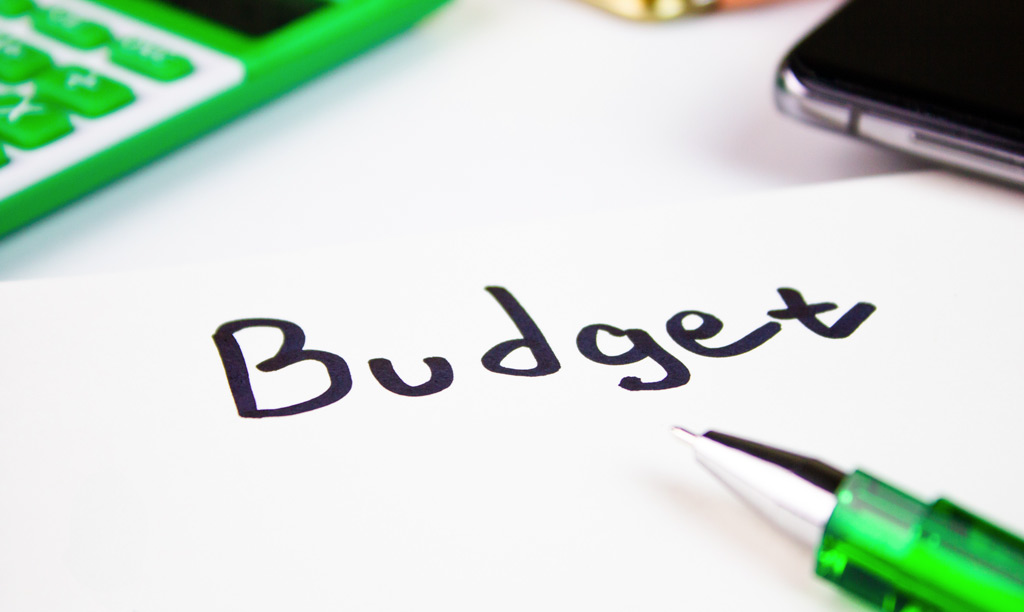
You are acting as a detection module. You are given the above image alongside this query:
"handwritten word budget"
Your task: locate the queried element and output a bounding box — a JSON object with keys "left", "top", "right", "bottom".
{"left": 213, "top": 285, "right": 875, "bottom": 418}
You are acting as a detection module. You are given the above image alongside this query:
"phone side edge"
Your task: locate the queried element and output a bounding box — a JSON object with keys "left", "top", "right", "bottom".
{"left": 774, "top": 60, "right": 1024, "bottom": 188}
{"left": 774, "top": 61, "right": 853, "bottom": 135}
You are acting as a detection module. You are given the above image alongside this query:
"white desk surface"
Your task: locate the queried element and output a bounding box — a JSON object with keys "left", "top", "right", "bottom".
{"left": 2, "top": 5, "right": 1023, "bottom": 609}
{"left": 0, "top": 0, "right": 926, "bottom": 281}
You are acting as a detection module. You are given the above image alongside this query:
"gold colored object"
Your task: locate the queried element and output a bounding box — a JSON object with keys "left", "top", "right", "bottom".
{"left": 581, "top": 0, "right": 720, "bottom": 20}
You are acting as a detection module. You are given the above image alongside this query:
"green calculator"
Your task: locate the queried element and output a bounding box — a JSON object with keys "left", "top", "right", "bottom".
{"left": 0, "top": 0, "right": 448, "bottom": 237}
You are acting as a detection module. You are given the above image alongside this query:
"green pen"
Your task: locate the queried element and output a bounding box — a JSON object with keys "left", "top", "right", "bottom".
{"left": 671, "top": 427, "right": 1024, "bottom": 612}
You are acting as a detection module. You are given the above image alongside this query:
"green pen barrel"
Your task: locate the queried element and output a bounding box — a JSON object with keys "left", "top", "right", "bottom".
{"left": 815, "top": 471, "right": 1024, "bottom": 612}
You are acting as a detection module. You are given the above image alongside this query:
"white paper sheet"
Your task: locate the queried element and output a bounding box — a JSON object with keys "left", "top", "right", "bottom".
{"left": 1, "top": 171, "right": 1022, "bottom": 611}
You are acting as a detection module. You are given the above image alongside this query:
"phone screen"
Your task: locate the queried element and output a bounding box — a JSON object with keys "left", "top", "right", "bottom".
{"left": 787, "top": 0, "right": 1024, "bottom": 145}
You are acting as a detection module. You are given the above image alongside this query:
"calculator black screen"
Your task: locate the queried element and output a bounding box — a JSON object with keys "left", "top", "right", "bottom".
{"left": 162, "top": 0, "right": 328, "bottom": 37}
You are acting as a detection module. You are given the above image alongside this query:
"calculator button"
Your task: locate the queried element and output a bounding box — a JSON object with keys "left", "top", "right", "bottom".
{"left": 0, "top": 93, "right": 72, "bottom": 148}
{"left": 110, "top": 37, "right": 192, "bottom": 81}
{"left": 0, "top": 34, "right": 51, "bottom": 83}
{"left": 0, "top": 0, "right": 34, "bottom": 17}
{"left": 35, "top": 66, "right": 133, "bottom": 117}
{"left": 32, "top": 7, "right": 111, "bottom": 49}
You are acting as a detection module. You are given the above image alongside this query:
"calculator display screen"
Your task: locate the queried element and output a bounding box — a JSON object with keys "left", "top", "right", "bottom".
{"left": 161, "top": 0, "right": 329, "bottom": 37}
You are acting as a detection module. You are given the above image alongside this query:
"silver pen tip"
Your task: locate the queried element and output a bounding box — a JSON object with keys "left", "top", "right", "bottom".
{"left": 670, "top": 426, "right": 701, "bottom": 445}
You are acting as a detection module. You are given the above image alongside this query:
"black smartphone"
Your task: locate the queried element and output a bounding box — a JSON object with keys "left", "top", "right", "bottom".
{"left": 776, "top": 0, "right": 1024, "bottom": 186}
